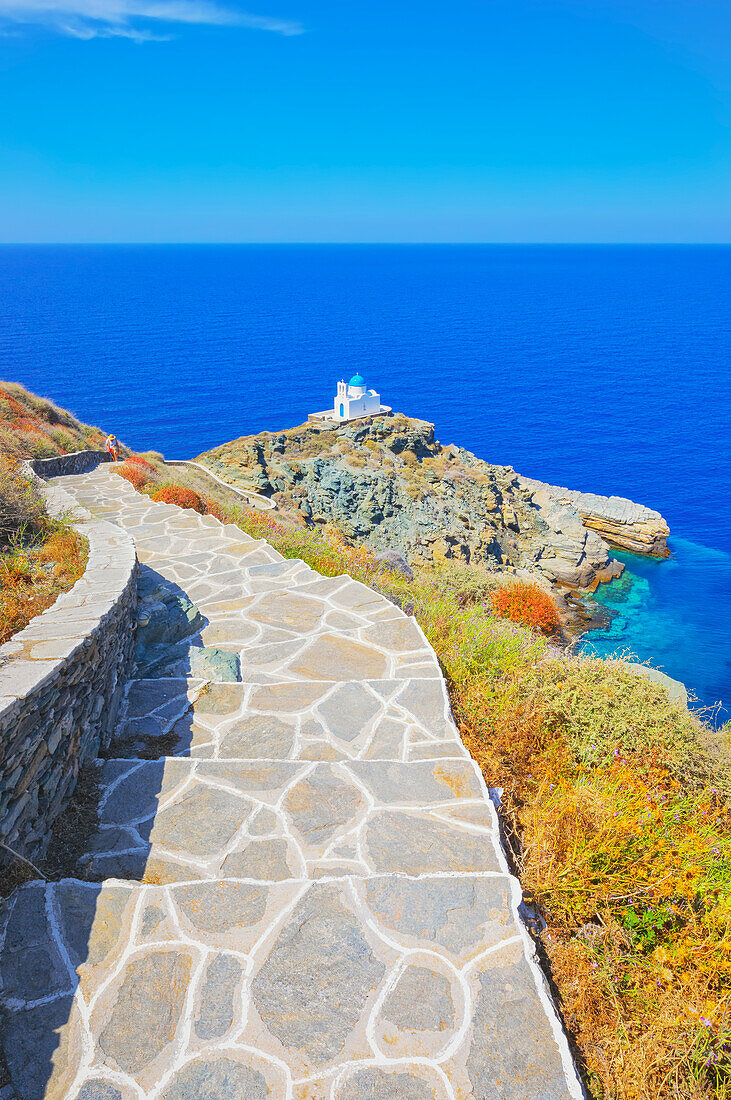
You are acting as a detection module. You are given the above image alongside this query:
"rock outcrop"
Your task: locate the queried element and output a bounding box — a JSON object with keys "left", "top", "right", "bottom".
{"left": 198, "top": 414, "right": 669, "bottom": 591}
{"left": 519, "top": 479, "right": 670, "bottom": 558}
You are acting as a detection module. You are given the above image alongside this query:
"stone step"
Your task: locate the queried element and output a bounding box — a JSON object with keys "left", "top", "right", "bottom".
{"left": 112, "top": 676, "right": 468, "bottom": 761}
{"left": 138, "top": 574, "right": 434, "bottom": 670}
{"left": 127, "top": 625, "right": 438, "bottom": 692}
{"left": 1, "top": 874, "right": 576, "bottom": 1100}
{"left": 79, "top": 757, "right": 501, "bottom": 883}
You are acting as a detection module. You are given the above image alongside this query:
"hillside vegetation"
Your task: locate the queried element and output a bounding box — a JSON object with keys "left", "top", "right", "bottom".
{"left": 115, "top": 450, "right": 731, "bottom": 1100}
{"left": 0, "top": 455, "right": 87, "bottom": 643}
{"left": 0, "top": 382, "right": 102, "bottom": 640}
{"left": 0, "top": 381, "right": 112, "bottom": 459}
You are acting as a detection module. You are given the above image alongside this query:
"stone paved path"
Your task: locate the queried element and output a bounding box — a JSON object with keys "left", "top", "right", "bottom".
{"left": 0, "top": 465, "right": 583, "bottom": 1100}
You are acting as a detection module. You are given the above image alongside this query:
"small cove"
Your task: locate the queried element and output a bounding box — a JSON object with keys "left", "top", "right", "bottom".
{"left": 580, "top": 538, "right": 731, "bottom": 722}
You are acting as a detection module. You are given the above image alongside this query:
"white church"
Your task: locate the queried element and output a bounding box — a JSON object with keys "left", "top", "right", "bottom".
{"left": 309, "top": 374, "right": 391, "bottom": 424}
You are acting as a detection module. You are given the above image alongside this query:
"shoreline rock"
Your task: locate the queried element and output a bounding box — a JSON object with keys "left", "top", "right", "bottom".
{"left": 520, "top": 478, "right": 670, "bottom": 558}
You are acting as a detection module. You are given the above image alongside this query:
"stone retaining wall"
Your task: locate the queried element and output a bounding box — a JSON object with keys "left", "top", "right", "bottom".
{"left": 0, "top": 473, "right": 137, "bottom": 864}
{"left": 30, "top": 449, "right": 110, "bottom": 480}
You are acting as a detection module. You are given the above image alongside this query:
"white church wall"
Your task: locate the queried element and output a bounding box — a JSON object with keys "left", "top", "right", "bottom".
{"left": 311, "top": 376, "right": 390, "bottom": 424}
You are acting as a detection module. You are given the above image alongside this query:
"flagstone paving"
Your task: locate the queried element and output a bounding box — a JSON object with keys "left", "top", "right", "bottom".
{"left": 0, "top": 465, "right": 583, "bottom": 1100}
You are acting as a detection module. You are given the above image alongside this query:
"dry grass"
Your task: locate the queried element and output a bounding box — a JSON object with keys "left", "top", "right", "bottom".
{"left": 0, "top": 525, "right": 87, "bottom": 644}
{"left": 0, "top": 380, "right": 114, "bottom": 459}
{"left": 42, "top": 766, "right": 103, "bottom": 881}
{"left": 0, "top": 454, "right": 49, "bottom": 546}
{"left": 459, "top": 664, "right": 731, "bottom": 1100}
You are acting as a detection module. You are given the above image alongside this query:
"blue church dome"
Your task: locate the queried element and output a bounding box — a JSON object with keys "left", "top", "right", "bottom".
{"left": 349, "top": 373, "right": 366, "bottom": 387}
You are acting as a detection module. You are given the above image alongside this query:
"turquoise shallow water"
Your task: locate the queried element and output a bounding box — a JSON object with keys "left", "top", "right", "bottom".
{"left": 0, "top": 244, "right": 728, "bottom": 716}
{"left": 580, "top": 538, "right": 731, "bottom": 722}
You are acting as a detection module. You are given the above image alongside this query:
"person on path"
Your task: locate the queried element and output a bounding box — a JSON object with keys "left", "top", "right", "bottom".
{"left": 105, "top": 434, "right": 119, "bottom": 462}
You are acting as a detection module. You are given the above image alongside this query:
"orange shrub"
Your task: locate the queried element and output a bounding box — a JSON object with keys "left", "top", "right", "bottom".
{"left": 490, "top": 581, "right": 560, "bottom": 635}
{"left": 14, "top": 417, "right": 46, "bottom": 436}
{"left": 0, "top": 388, "right": 30, "bottom": 419}
{"left": 203, "top": 497, "right": 225, "bottom": 521}
{"left": 126, "top": 454, "right": 157, "bottom": 472}
{"left": 152, "top": 486, "right": 206, "bottom": 513}
{"left": 116, "top": 463, "right": 147, "bottom": 491}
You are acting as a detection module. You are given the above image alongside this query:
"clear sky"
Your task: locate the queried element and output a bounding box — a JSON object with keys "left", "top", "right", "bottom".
{"left": 0, "top": 0, "right": 729, "bottom": 241}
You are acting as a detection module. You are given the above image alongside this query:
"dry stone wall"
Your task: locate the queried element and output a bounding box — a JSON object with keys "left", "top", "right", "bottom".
{"left": 0, "top": 465, "right": 137, "bottom": 864}
{"left": 30, "top": 449, "right": 110, "bottom": 480}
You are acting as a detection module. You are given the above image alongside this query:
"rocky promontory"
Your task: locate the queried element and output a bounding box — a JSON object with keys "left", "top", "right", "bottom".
{"left": 520, "top": 478, "right": 670, "bottom": 557}
{"left": 198, "top": 414, "right": 669, "bottom": 591}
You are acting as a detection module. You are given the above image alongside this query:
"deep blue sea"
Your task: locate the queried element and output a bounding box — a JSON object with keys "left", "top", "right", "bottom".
{"left": 0, "top": 245, "right": 728, "bottom": 719}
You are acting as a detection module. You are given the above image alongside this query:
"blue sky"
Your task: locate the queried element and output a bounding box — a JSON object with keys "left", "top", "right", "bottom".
{"left": 0, "top": 0, "right": 729, "bottom": 241}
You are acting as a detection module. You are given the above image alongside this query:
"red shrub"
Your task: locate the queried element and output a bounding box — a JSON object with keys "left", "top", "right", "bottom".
{"left": 490, "top": 581, "right": 560, "bottom": 635}
{"left": 126, "top": 454, "right": 157, "bottom": 472}
{"left": 116, "top": 463, "right": 147, "bottom": 490}
{"left": 152, "top": 486, "right": 206, "bottom": 513}
{"left": 14, "top": 418, "right": 46, "bottom": 435}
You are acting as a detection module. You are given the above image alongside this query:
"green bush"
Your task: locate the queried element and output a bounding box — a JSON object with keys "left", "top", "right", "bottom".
{"left": 50, "top": 428, "right": 77, "bottom": 452}
{"left": 30, "top": 437, "right": 60, "bottom": 459}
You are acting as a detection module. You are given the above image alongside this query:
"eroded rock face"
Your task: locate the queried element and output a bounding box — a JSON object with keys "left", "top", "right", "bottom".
{"left": 198, "top": 414, "right": 668, "bottom": 590}
{"left": 521, "top": 478, "right": 670, "bottom": 559}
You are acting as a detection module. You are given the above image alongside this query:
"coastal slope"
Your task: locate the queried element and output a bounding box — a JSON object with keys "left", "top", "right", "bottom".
{"left": 198, "top": 413, "right": 669, "bottom": 590}
{"left": 0, "top": 380, "right": 111, "bottom": 459}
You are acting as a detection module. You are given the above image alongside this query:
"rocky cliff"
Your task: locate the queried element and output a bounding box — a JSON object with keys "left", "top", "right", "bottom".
{"left": 198, "top": 414, "right": 669, "bottom": 591}
{"left": 520, "top": 478, "right": 670, "bottom": 557}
